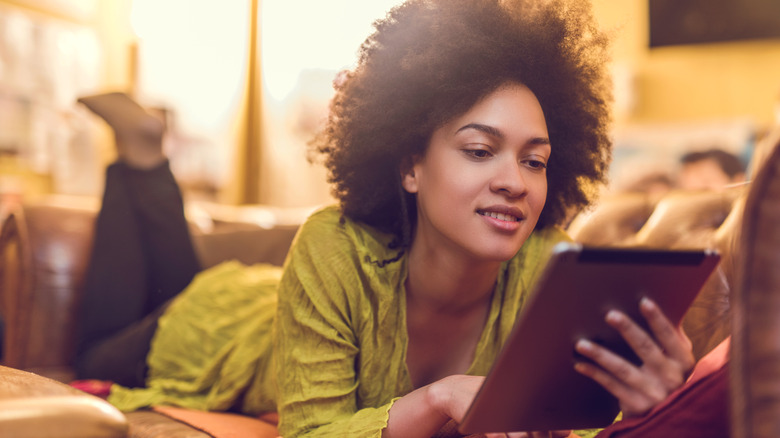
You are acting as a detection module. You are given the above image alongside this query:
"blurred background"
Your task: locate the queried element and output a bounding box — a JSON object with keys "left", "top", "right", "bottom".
{"left": 0, "top": 0, "right": 779, "bottom": 216}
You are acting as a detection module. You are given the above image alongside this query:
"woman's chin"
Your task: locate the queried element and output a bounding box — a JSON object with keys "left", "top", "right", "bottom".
{"left": 471, "top": 246, "right": 523, "bottom": 263}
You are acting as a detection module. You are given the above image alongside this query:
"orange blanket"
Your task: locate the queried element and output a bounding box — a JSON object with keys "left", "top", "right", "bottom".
{"left": 153, "top": 406, "right": 279, "bottom": 438}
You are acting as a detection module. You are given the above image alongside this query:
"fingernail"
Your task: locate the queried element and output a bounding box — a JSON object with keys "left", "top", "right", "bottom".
{"left": 576, "top": 338, "right": 593, "bottom": 352}
{"left": 605, "top": 309, "right": 623, "bottom": 323}
{"left": 640, "top": 297, "right": 656, "bottom": 311}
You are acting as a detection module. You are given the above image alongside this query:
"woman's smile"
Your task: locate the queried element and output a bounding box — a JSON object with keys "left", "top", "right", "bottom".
{"left": 476, "top": 206, "right": 525, "bottom": 232}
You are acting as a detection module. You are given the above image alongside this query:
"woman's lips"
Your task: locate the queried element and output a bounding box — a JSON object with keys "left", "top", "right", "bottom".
{"left": 478, "top": 210, "right": 520, "bottom": 222}
{"left": 476, "top": 207, "right": 525, "bottom": 231}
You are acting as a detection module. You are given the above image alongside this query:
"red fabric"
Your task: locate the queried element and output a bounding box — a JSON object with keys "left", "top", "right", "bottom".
{"left": 595, "top": 338, "right": 731, "bottom": 438}
{"left": 69, "top": 379, "right": 113, "bottom": 399}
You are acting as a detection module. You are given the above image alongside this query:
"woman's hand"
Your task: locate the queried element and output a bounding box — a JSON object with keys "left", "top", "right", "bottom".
{"left": 385, "top": 374, "right": 484, "bottom": 438}
{"left": 484, "top": 430, "right": 574, "bottom": 438}
{"left": 426, "top": 374, "right": 485, "bottom": 424}
{"left": 573, "top": 297, "right": 695, "bottom": 418}
{"left": 423, "top": 375, "right": 572, "bottom": 438}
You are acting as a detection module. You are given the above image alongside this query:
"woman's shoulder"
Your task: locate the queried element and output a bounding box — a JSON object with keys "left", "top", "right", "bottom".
{"left": 291, "top": 204, "right": 401, "bottom": 266}
{"left": 279, "top": 205, "right": 406, "bottom": 316}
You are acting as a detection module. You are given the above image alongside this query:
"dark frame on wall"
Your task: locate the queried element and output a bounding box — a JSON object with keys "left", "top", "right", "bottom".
{"left": 649, "top": 0, "right": 780, "bottom": 48}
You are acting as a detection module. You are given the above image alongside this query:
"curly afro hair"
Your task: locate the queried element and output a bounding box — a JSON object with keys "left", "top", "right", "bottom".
{"left": 311, "top": 0, "right": 613, "bottom": 246}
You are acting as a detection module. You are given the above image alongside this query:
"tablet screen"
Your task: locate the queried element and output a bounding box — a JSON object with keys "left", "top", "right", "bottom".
{"left": 458, "top": 242, "right": 721, "bottom": 434}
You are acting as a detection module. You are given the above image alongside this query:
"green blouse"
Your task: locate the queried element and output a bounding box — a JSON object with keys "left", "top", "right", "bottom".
{"left": 274, "top": 206, "right": 569, "bottom": 437}
{"left": 109, "top": 205, "right": 582, "bottom": 437}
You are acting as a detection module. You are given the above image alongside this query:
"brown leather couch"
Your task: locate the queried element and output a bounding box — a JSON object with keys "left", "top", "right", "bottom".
{"left": 0, "top": 197, "right": 301, "bottom": 437}
{"left": 1, "top": 127, "right": 778, "bottom": 437}
{"left": 0, "top": 197, "right": 301, "bottom": 382}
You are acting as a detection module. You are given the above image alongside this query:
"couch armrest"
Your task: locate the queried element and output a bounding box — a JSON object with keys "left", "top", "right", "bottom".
{"left": 0, "top": 365, "right": 128, "bottom": 438}
{"left": 0, "top": 204, "right": 96, "bottom": 380}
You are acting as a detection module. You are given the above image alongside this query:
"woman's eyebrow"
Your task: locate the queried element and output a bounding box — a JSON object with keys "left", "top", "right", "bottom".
{"left": 529, "top": 136, "right": 551, "bottom": 146}
{"left": 456, "top": 123, "right": 550, "bottom": 146}
{"left": 456, "top": 123, "right": 503, "bottom": 139}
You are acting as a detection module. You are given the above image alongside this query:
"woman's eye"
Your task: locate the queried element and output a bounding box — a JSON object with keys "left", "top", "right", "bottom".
{"left": 524, "top": 159, "right": 548, "bottom": 170}
{"left": 464, "top": 149, "right": 492, "bottom": 159}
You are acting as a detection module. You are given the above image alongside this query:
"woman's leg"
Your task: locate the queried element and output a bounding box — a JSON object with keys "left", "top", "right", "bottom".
{"left": 74, "top": 93, "right": 201, "bottom": 387}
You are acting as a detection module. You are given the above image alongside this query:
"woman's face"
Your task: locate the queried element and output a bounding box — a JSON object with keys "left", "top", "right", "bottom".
{"left": 402, "top": 82, "right": 550, "bottom": 262}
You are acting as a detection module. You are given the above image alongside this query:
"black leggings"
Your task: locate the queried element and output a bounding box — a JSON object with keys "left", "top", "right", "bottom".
{"left": 74, "top": 161, "right": 201, "bottom": 387}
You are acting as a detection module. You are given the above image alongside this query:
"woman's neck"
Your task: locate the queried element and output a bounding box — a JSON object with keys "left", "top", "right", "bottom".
{"left": 405, "top": 238, "right": 502, "bottom": 313}
{"left": 403, "top": 238, "right": 500, "bottom": 387}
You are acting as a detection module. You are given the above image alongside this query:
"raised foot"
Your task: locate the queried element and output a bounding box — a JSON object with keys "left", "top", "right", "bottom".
{"left": 78, "top": 92, "right": 166, "bottom": 170}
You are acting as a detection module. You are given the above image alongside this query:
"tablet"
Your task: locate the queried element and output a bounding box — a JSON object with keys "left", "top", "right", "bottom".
{"left": 458, "top": 242, "right": 721, "bottom": 434}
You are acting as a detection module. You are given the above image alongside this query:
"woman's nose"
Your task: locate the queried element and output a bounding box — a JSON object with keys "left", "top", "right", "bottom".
{"left": 489, "top": 159, "right": 527, "bottom": 197}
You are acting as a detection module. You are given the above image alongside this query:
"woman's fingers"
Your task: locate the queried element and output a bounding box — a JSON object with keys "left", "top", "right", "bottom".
{"left": 573, "top": 298, "right": 697, "bottom": 417}
{"left": 603, "top": 307, "right": 661, "bottom": 366}
{"left": 638, "top": 298, "right": 695, "bottom": 372}
{"left": 606, "top": 300, "right": 694, "bottom": 391}
{"left": 573, "top": 340, "right": 651, "bottom": 403}
{"left": 603, "top": 299, "right": 693, "bottom": 383}
{"left": 574, "top": 341, "right": 668, "bottom": 416}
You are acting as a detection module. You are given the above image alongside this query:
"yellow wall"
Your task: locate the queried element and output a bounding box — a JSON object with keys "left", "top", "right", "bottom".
{"left": 74, "top": 0, "right": 779, "bottom": 149}
{"left": 92, "top": 0, "right": 135, "bottom": 91}
{"left": 0, "top": 0, "right": 136, "bottom": 169}
{"left": 6, "top": 0, "right": 777, "bottom": 128}
{"left": 593, "top": 0, "right": 780, "bottom": 127}
{"left": 638, "top": 42, "right": 780, "bottom": 125}
{"left": 0, "top": 0, "right": 135, "bottom": 90}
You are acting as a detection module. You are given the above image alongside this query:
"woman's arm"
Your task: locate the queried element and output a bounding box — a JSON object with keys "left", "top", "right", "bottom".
{"left": 274, "top": 240, "right": 374, "bottom": 437}
{"left": 385, "top": 375, "right": 573, "bottom": 438}
{"left": 384, "top": 374, "right": 477, "bottom": 438}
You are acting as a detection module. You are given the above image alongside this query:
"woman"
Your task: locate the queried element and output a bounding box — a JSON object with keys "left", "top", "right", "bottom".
{"left": 75, "top": 0, "right": 695, "bottom": 437}
{"left": 275, "top": 0, "right": 692, "bottom": 436}
{"left": 276, "top": 1, "right": 693, "bottom": 437}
